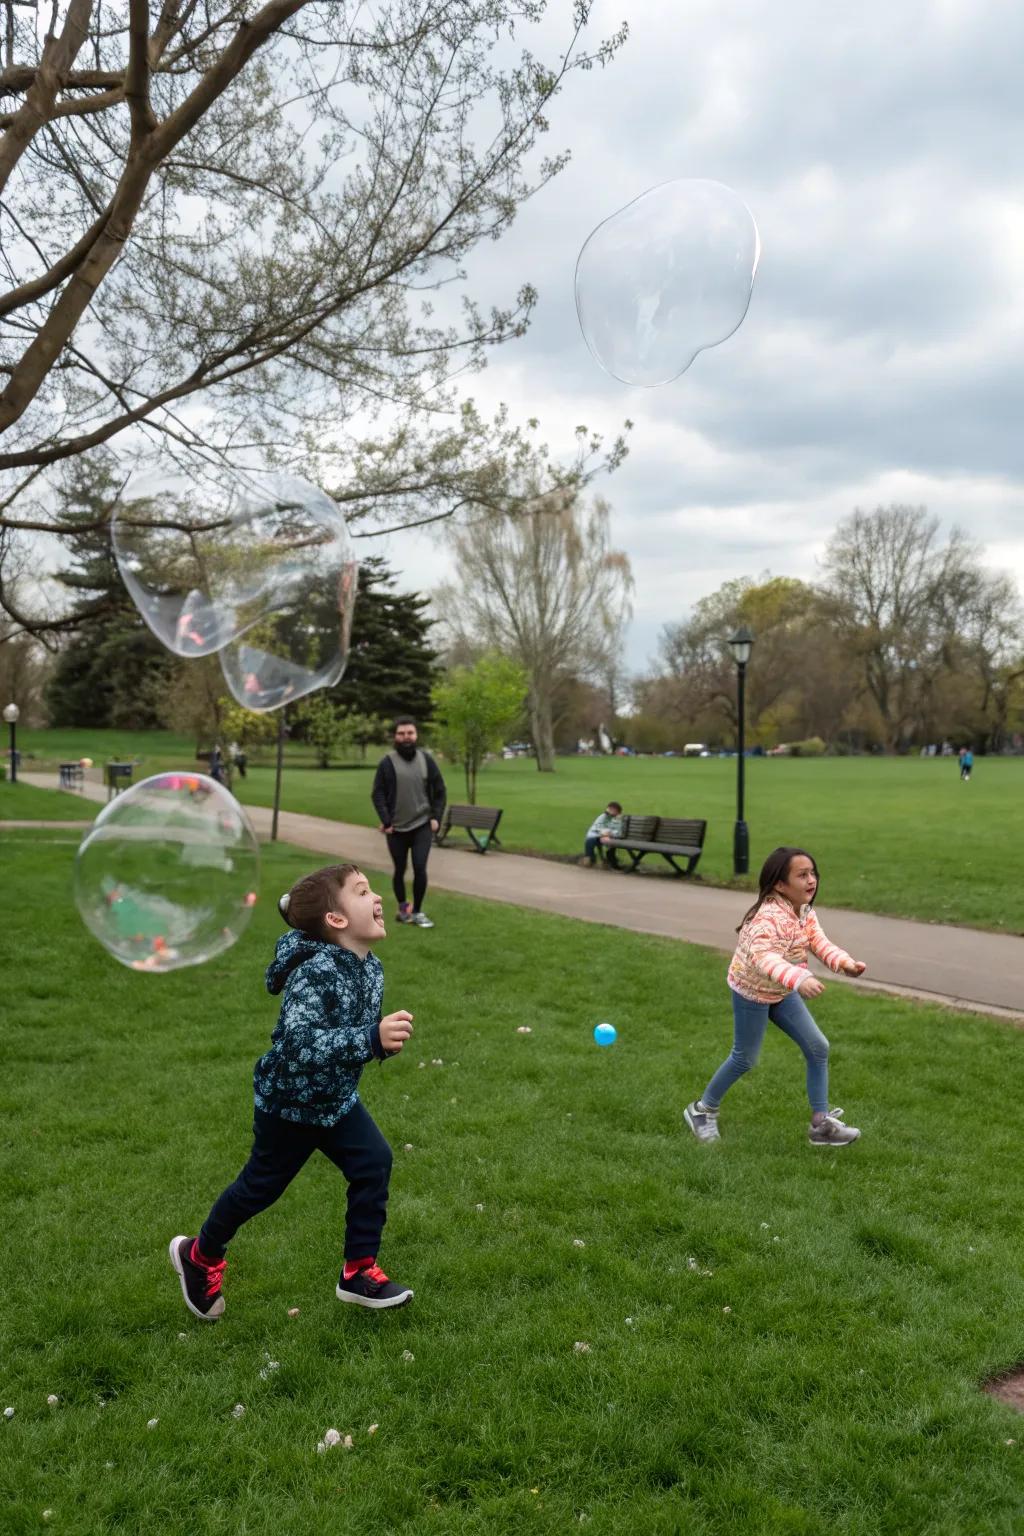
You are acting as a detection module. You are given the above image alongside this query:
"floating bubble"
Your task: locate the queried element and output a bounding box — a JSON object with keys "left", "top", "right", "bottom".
{"left": 593, "top": 1022, "right": 617, "bottom": 1047}
{"left": 111, "top": 470, "right": 358, "bottom": 711}
{"left": 575, "top": 179, "right": 760, "bottom": 386}
{"left": 74, "top": 773, "right": 260, "bottom": 973}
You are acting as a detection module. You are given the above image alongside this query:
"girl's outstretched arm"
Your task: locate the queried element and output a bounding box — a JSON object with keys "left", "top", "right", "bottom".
{"left": 744, "top": 910, "right": 813, "bottom": 992}
{"left": 805, "top": 910, "right": 859, "bottom": 973}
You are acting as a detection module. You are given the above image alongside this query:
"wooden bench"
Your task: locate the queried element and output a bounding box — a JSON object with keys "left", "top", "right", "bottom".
{"left": 105, "top": 761, "right": 134, "bottom": 799}
{"left": 603, "top": 814, "right": 707, "bottom": 877}
{"left": 59, "top": 762, "right": 84, "bottom": 790}
{"left": 435, "top": 804, "right": 503, "bottom": 853}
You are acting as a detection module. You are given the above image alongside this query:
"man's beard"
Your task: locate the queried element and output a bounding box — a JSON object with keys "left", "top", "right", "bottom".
{"left": 394, "top": 741, "right": 417, "bottom": 761}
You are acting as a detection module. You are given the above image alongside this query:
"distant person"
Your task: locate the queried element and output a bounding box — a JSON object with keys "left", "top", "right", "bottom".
{"left": 229, "top": 740, "right": 247, "bottom": 779}
{"left": 684, "top": 846, "right": 867, "bottom": 1148}
{"left": 581, "top": 801, "right": 624, "bottom": 868}
{"left": 208, "top": 744, "right": 226, "bottom": 784}
{"left": 960, "top": 747, "right": 974, "bottom": 782}
{"left": 371, "top": 717, "right": 447, "bottom": 929}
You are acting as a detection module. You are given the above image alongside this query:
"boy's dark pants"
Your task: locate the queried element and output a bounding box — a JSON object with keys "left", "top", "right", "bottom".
{"left": 200, "top": 1104, "right": 392, "bottom": 1262}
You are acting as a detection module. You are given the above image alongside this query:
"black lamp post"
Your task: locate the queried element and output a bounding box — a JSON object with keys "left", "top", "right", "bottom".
{"left": 727, "top": 627, "right": 754, "bottom": 875}
{"left": 3, "top": 702, "right": 19, "bottom": 783}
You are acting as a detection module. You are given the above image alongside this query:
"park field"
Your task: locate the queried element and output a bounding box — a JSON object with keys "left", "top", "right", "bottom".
{"left": 4, "top": 828, "right": 1024, "bottom": 1534}
{"left": 10, "top": 731, "right": 1024, "bottom": 931}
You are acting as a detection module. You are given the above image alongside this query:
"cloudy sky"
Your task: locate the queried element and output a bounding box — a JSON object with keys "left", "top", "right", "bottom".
{"left": 359, "top": 0, "right": 1024, "bottom": 674}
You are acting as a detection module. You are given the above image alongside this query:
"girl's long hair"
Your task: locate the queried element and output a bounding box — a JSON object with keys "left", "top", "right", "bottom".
{"left": 737, "top": 846, "right": 819, "bottom": 932}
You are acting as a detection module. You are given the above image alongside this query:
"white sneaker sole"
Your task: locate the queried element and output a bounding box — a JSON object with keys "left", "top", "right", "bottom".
{"left": 808, "top": 1132, "right": 861, "bottom": 1146}
{"left": 168, "top": 1235, "right": 224, "bottom": 1321}
{"left": 683, "top": 1105, "right": 720, "bottom": 1143}
{"left": 335, "top": 1284, "right": 414, "bottom": 1310}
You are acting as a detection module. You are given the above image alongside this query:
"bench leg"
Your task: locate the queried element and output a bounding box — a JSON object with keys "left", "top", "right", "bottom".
{"left": 466, "top": 829, "right": 488, "bottom": 853}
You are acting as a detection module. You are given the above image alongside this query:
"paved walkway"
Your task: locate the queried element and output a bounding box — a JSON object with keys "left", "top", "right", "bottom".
{"left": 16, "top": 772, "right": 1024, "bottom": 1021}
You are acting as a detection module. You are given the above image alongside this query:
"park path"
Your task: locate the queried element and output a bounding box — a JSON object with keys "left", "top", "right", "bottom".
{"left": 16, "top": 771, "right": 1024, "bottom": 1021}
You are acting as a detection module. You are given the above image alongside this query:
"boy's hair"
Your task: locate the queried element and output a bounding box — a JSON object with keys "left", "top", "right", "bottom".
{"left": 606, "top": 801, "right": 623, "bottom": 814}
{"left": 278, "top": 863, "right": 362, "bottom": 939}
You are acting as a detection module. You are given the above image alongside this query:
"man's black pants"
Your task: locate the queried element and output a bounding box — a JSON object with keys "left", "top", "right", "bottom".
{"left": 386, "top": 822, "right": 433, "bottom": 911}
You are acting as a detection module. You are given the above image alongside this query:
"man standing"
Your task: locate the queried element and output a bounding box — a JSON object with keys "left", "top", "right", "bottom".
{"left": 371, "top": 717, "right": 447, "bottom": 929}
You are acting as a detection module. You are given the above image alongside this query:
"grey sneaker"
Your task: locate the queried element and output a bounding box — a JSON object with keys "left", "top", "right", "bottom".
{"left": 808, "top": 1108, "right": 860, "bottom": 1146}
{"left": 395, "top": 904, "right": 413, "bottom": 924}
{"left": 409, "top": 911, "right": 435, "bottom": 928}
{"left": 684, "top": 1101, "right": 720, "bottom": 1143}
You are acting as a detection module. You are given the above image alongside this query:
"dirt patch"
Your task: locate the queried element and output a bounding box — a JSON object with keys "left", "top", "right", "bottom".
{"left": 984, "top": 1371, "right": 1024, "bottom": 1410}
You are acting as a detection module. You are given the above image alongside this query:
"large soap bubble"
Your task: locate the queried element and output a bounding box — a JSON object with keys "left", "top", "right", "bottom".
{"left": 111, "top": 470, "right": 359, "bottom": 711}
{"left": 575, "top": 179, "right": 760, "bottom": 386}
{"left": 75, "top": 773, "right": 260, "bottom": 973}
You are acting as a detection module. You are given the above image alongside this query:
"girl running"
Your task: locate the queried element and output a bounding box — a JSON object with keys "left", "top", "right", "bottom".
{"left": 685, "top": 846, "right": 866, "bottom": 1147}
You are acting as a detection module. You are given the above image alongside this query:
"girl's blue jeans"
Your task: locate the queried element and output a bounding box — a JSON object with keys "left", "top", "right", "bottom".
{"left": 702, "top": 988, "right": 830, "bottom": 1114}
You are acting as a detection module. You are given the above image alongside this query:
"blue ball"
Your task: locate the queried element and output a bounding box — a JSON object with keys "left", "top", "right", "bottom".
{"left": 593, "top": 1022, "right": 617, "bottom": 1047}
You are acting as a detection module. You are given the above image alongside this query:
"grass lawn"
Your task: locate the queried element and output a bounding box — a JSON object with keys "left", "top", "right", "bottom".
{"left": 0, "top": 780, "right": 94, "bottom": 820}
{"left": 15, "top": 733, "right": 1024, "bottom": 929}
{"left": 4, "top": 830, "right": 1024, "bottom": 1533}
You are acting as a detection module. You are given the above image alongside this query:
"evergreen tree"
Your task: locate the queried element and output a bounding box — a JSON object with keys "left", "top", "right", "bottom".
{"left": 45, "top": 461, "right": 176, "bottom": 729}
{"left": 328, "top": 557, "right": 440, "bottom": 724}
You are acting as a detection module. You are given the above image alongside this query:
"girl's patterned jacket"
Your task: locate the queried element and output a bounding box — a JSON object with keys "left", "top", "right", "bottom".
{"left": 253, "top": 932, "right": 390, "bottom": 1126}
{"left": 727, "top": 894, "right": 854, "bottom": 1004}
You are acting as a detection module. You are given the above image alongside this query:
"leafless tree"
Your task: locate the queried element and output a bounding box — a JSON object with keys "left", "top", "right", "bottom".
{"left": 0, "top": 1, "right": 627, "bottom": 553}
{"left": 437, "top": 488, "right": 632, "bottom": 770}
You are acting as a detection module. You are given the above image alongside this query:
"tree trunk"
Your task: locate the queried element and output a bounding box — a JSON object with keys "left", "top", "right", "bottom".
{"left": 531, "top": 691, "right": 556, "bottom": 772}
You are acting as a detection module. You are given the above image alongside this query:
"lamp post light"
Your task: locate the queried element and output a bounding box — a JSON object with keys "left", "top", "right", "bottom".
{"left": 3, "top": 702, "right": 20, "bottom": 784}
{"left": 727, "top": 627, "right": 754, "bottom": 876}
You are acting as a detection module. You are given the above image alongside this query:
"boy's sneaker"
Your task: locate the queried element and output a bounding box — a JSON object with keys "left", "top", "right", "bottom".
{"left": 395, "top": 903, "right": 413, "bottom": 923}
{"left": 169, "top": 1235, "right": 226, "bottom": 1320}
{"left": 684, "top": 1101, "right": 721, "bottom": 1143}
{"left": 336, "top": 1260, "right": 413, "bottom": 1310}
{"left": 409, "top": 911, "right": 434, "bottom": 929}
{"left": 808, "top": 1109, "right": 861, "bottom": 1146}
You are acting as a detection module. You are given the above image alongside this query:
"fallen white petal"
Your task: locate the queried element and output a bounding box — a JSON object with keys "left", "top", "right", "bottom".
{"left": 287, "top": 1307, "right": 300, "bottom": 1318}
{"left": 316, "top": 1440, "right": 327, "bottom": 1454}
{"left": 403, "top": 1143, "right": 414, "bottom": 1151}
{"left": 343, "top": 1434, "right": 354, "bottom": 1449}
{"left": 475, "top": 1203, "right": 484, "bottom": 1211}
{"left": 177, "top": 1332, "right": 187, "bottom": 1340}
{"left": 402, "top": 1350, "right": 415, "bottom": 1362}
{"left": 573, "top": 1239, "right": 585, "bottom": 1248}
{"left": 723, "top": 1306, "right": 732, "bottom": 1314}
{"left": 760, "top": 1222, "right": 770, "bottom": 1230}
{"left": 516, "top": 1026, "right": 532, "bottom": 1034}
{"left": 147, "top": 1419, "right": 159, "bottom": 1430}
{"left": 3, "top": 1407, "right": 14, "bottom": 1419}
{"left": 368, "top": 1423, "right": 379, "bottom": 1435}
{"left": 625, "top": 1317, "right": 635, "bottom": 1326}
{"left": 232, "top": 1404, "right": 246, "bottom": 1419}
{"left": 573, "top": 1342, "right": 591, "bottom": 1353}
{"left": 46, "top": 1395, "right": 59, "bottom": 1406}
{"left": 323, "top": 1427, "right": 342, "bottom": 1448}
{"left": 42, "top": 1512, "right": 53, "bottom": 1522}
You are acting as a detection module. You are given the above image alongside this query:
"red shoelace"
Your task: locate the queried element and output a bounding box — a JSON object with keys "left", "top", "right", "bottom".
{"left": 350, "top": 1262, "right": 389, "bottom": 1287}
{"left": 190, "top": 1241, "right": 227, "bottom": 1297}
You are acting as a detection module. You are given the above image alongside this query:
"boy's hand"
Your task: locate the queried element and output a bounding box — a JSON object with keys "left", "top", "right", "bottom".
{"left": 798, "top": 975, "right": 825, "bottom": 999}
{"left": 380, "top": 1011, "right": 414, "bottom": 1051}
{"left": 843, "top": 959, "right": 867, "bottom": 976}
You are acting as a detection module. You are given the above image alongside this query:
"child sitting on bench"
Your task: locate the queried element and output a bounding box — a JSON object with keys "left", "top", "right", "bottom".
{"left": 582, "top": 801, "right": 624, "bottom": 868}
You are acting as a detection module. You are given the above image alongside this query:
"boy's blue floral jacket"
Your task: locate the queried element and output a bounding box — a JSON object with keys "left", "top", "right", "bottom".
{"left": 253, "top": 931, "right": 390, "bottom": 1125}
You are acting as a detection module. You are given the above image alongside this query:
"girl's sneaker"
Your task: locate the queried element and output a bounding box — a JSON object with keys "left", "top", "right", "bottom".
{"left": 169, "top": 1235, "right": 226, "bottom": 1320}
{"left": 409, "top": 911, "right": 434, "bottom": 928}
{"left": 395, "top": 903, "right": 413, "bottom": 923}
{"left": 808, "top": 1109, "right": 861, "bottom": 1146}
{"left": 336, "top": 1260, "right": 413, "bottom": 1309}
{"left": 684, "top": 1101, "right": 721, "bottom": 1143}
